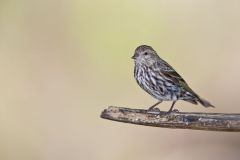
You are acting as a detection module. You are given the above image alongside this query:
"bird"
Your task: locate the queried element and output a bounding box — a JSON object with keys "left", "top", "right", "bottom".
{"left": 132, "top": 45, "right": 214, "bottom": 113}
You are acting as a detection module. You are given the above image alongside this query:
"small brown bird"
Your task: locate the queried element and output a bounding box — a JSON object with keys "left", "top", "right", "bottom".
{"left": 132, "top": 45, "right": 214, "bottom": 113}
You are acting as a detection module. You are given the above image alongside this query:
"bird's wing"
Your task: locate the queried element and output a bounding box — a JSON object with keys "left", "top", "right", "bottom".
{"left": 155, "top": 61, "right": 198, "bottom": 97}
{"left": 161, "top": 69, "right": 198, "bottom": 97}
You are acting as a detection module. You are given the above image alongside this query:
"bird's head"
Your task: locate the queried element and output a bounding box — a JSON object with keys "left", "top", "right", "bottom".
{"left": 132, "top": 45, "right": 159, "bottom": 66}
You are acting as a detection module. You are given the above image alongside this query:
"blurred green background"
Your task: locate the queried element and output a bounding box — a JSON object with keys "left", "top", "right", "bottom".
{"left": 0, "top": 0, "right": 240, "bottom": 160}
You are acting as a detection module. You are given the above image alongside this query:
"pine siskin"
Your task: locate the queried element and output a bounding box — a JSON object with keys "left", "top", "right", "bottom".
{"left": 132, "top": 45, "right": 214, "bottom": 113}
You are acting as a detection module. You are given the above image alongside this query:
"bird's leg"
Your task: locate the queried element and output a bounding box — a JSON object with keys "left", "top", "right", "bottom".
{"left": 167, "top": 101, "right": 177, "bottom": 113}
{"left": 147, "top": 101, "right": 162, "bottom": 112}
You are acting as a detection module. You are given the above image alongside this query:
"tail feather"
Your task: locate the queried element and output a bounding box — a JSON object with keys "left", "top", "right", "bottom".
{"left": 198, "top": 97, "right": 214, "bottom": 108}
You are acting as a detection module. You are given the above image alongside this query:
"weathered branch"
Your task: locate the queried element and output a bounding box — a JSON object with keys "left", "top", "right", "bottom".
{"left": 100, "top": 106, "right": 240, "bottom": 132}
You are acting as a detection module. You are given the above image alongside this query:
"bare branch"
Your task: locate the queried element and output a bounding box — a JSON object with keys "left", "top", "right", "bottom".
{"left": 100, "top": 106, "right": 240, "bottom": 132}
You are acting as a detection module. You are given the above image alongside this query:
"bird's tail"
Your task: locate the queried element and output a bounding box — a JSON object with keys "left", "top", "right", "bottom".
{"left": 198, "top": 97, "right": 214, "bottom": 108}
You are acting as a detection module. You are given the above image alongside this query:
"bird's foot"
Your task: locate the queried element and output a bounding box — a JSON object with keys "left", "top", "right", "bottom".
{"left": 146, "top": 107, "right": 161, "bottom": 114}
{"left": 172, "top": 109, "right": 179, "bottom": 113}
{"left": 166, "top": 109, "right": 179, "bottom": 114}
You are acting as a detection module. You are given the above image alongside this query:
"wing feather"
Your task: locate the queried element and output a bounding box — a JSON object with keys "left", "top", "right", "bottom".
{"left": 153, "top": 61, "right": 198, "bottom": 97}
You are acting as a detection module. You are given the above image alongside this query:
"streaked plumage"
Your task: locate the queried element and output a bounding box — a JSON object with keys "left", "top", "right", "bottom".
{"left": 132, "top": 45, "right": 214, "bottom": 113}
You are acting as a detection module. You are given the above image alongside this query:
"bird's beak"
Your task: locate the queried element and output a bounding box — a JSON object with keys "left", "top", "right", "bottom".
{"left": 131, "top": 55, "right": 136, "bottom": 59}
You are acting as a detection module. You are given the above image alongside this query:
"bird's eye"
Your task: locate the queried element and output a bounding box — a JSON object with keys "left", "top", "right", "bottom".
{"left": 144, "top": 52, "right": 148, "bottom": 55}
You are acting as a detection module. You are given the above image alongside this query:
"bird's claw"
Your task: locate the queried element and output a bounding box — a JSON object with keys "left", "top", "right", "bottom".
{"left": 147, "top": 108, "right": 161, "bottom": 114}
{"left": 165, "top": 109, "right": 180, "bottom": 114}
{"left": 172, "top": 109, "right": 179, "bottom": 113}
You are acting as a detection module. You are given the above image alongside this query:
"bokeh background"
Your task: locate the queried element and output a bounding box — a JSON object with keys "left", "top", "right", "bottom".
{"left": 1, "top": 0, "right": 240, "bottom": 160}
